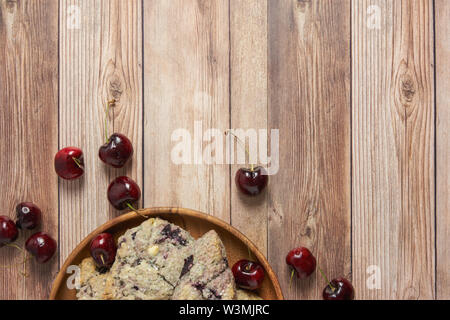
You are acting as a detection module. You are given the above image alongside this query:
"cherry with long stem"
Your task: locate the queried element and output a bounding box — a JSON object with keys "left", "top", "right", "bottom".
{"left": 225, "top": 130, "right": 268, "bottom": 196}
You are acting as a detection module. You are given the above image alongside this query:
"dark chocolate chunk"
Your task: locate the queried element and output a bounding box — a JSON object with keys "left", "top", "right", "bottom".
{"left": 192, "top": 282, "right": 205, "bottom": 291}
{"left": 205, "top": 289, "right": 222, "bottom": 300}
{"left": 180, "top": 255, "right": 194, "bottom": 278}
{"left": 157, "top": 224, "right": 187, "bottom": 246}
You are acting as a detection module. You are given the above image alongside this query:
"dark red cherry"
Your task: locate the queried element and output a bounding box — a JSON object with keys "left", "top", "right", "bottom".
{"left": 323, "top": 277, "right": 355, "bottom": 300}
{"left": 0, "top": 216, "right": 19, "bottom": 246}
{"left": 235, "top": 166, "right": 268, "bottom": 196}
{"left": 107, "top": 176, "right": 141, "bottom": 210}
{"left": 286, "top": 247, "right": 316, "bottom": 279}
{"left": 232, "top": 259, "right": 265, "bottom": 290}
{"left": 90, "top": 233, "right": 117, "bottom": 269}
{"left": 99, "top": 133, "right": 134, "bottom": 168}
{"left": 25, "top": 232, "right": 57, "bottom": 264}
{"left": 15, "top": 202, "right": 42, "bottom": 230}
{"left": 54, "top": 147, "right": 84, "bottom": 180}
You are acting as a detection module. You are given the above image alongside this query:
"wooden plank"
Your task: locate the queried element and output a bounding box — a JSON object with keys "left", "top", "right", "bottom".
{"left": 230, "top": 0, "right": 268, "bottom": 256}
{"left": 59, "top": 0, "right": 142, "bottom": 263}
{"left": 143, "top": 0, "right": 230, "bottom": 222}
{"left": 0, "top": 0, "right": 59, "bottom": 299}
{"left": 268, "top": 0, "right": 351, "bottom": 299}
{"left": 436, "top": 0, "right": 450, "bottom": 300}
{"left": 352, "top": 0, "right": 435, "bottom": 299}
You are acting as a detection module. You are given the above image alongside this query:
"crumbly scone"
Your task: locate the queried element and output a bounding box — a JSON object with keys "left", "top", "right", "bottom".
{"left": 76, "top": 258, "right": 109, "bottom": 300}
{"left": 77, "top": 220, "right": 240, "bottom": 301}
{"left": 104, "top": 218, "right": 195, "bottom": 300}
{"left": 115, "top": 217, "right": 194, "bottom": 287}
{"left": 103, "top": 260, "right": 173, "bottom": 300}
{"left": 172, "top": 230, "right": 235, "bottom": 300}
{"left": 202, "top": 269, "right": 236, "bottom": 300}
{"left": 235, "top": 289, "right": 263, "bottom": 300}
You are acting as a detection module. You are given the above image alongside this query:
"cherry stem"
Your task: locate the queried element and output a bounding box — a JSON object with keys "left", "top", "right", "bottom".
{"left": 72, "top": 157, "right": 83, "bottom": 169}
{"left": 6, "top": 243, "right": 23, "bottom": 252}
{"left": 318, "top": 267, "right": 336, "bottom": 291}
{"left": 104, "top": 99, "right": 116, "bottom": 143}
{"left": 126, "top": 202, "right": 148, "bottom": 219}
{"left": 21, "top": 248, "right": 29, "bottom": 278}
{"left": 225, "top": 130, "right": 255, "bottom": 171}
{"left": 3, "top": 243, "right": 29, "bottom": 277}
{"left": 100, "top": 254, "right": 105, "bottom": 266}
{"left": 289, "top": 269, "right": 294, "bottom": 288}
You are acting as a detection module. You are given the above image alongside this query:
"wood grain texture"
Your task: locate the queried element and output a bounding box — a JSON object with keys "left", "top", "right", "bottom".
{"left": 59, "top": 0, "right": 142, "bottom": 263}
{"left": 0, "top": 0, "right": 447, "bottom": 301}
{"left": 352, "top": 0, "right": 435, "bottom": 299}
{"left": 143, "top": 0, "right": 230, "bottom": 222}
{"left": 230, "top": 0, "right": 268, "bottom": 256}
{"left": 268, "top": 0, "right": 351, "bottom": 299}
{"left": 0, "top": 0, "right": 59, "bottom": 299}
{"left": 436, "top": 0, "right": 450, "bottom": 300}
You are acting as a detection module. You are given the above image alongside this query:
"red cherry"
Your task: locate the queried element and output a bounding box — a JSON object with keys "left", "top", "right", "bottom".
{"left": 90, "top": 233, "right": 117, "bottom": 269}
{"left": 99, "top": 133, "right": 134, "bottom": 168}
{"left": 107, "top": 176, "right": 141, "bottom": 210}
{"left": 323, "top": 278, "right": 355, "bottom": 300}
{"left": 25, "top": 232, "right": 57, "bottom": 264}
{"left": 0, "top": 216, "right": 19, "bottom": 246}
{"left": 15, "top": 202, "right": 42, "bottom": 230}
{"left": 231, "top": 259, "right": 265, "bottom": 290}
{"left": 286, "top": 247, "right": 316, "bottom": 279}
{"left": 235, "top": 167, "right": 268, "bottom": 196}
{"left": 54, "top": 147, "right": 84, "bottom": 180}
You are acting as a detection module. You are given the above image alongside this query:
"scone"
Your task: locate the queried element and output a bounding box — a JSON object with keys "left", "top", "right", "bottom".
{"left": 103, "top": 260, "right": 173, "bottom": 300}
{"left": 76, "top": 219, "right": 242, "bottom": 301}
{"left": 172, "top": 230, "right": 236, "bottom": 300}
{"left": 202, "top": 269, "right": 236, "bottom": 300}
{"left": 104, "top": 218, "right": 195, "bottom": 299}
{"left": 235, "top": 289, "right": 263, "bottom": 300}
{"left": 76, "top": 258, "right": 109, "bottom": 300}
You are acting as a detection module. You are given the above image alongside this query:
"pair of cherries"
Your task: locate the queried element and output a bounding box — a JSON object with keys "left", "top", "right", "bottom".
{"left": 286, "top": 247, "right": 355, "bottom": 300}
{"left": 54, "top": 132, "right": 134, "bottom": 180}
{"left": 0, "top": 203, "right": 57, "bottom": 264}
{"left": 55, "top": 134, "right": 141, "bottom": 211}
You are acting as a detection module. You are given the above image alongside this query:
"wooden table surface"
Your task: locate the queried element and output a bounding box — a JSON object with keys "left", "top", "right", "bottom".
{"left": 0, "top": 0, "right": 448, "bottom": 300}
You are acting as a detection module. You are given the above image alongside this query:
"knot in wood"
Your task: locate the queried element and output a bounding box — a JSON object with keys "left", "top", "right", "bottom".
{"left": 6, "top": 0, "right": 17, "bottom": 11}
{"left": 400, "top": 76, "right": 416, "bottom": 103}
{"left": 296, "top": 0, "right": 311, "bottom": 11}
{"left": 108, "top": 76, "right": 123, "bottom": 101}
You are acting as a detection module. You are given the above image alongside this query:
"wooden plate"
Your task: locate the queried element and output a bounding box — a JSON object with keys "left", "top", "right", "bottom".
{"left": 50, "top": 207, "right": 284, "bottom": 300}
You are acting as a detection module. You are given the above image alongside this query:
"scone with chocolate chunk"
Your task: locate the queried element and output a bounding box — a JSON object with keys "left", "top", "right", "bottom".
{"left": 76, "top": 219, "right": 244, "bottom": 301}
{"left": 202, "top": 268, "right": 236, "bottom": 300}
{"left": 103, "top": 260, "right": 173, "bottom": 300}
{"left": 103, "top": 218, "right": 195, "bottom": 299}
{"left": 76, "top": 258, "right": 109, "bottom": 300}
{"left": 172, "top": 230, "right": 236, "bottom": 300}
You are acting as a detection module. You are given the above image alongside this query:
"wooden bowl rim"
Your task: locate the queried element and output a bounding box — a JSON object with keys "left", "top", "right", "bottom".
{"left": 50, "top": 207, "right": 284, "bottom": 300}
